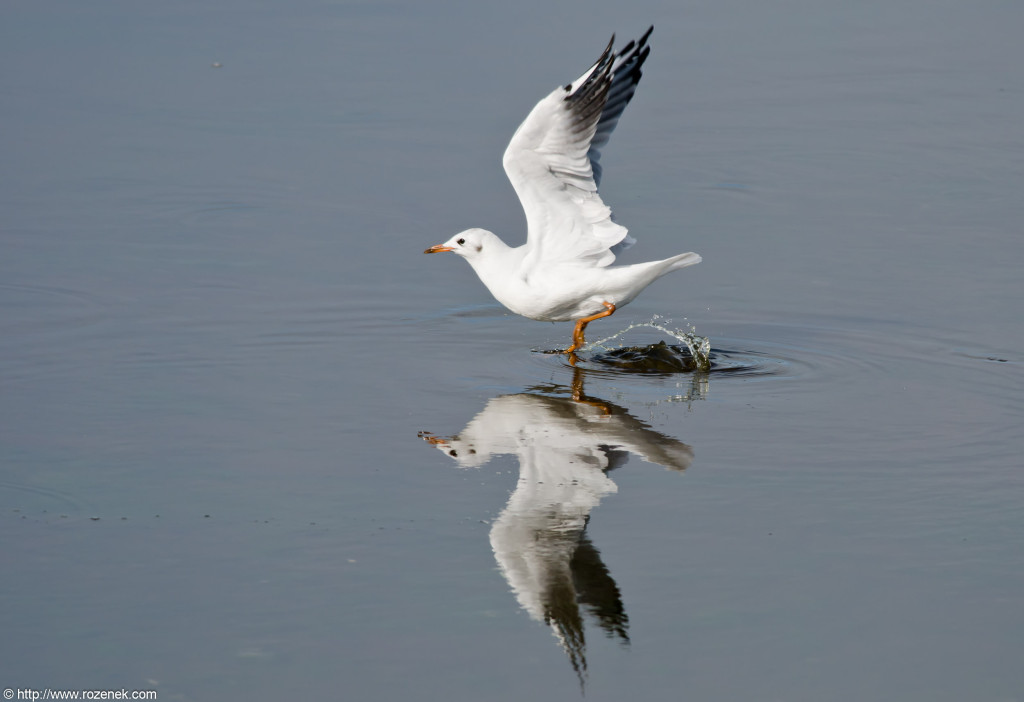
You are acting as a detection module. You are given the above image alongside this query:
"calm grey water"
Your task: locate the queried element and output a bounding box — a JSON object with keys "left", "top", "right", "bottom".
{"left": 3, "top": 1, "right": 1023, "bottom": 700}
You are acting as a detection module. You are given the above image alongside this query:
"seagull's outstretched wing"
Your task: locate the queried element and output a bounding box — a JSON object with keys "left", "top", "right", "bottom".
{"left": 503, "top": 27, "right": 652, "bottom": 269}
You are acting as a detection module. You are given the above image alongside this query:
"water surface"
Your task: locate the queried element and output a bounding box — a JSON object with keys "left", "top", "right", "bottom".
{"left": 2, "top": 1, "right": 1023, "bottom": 700}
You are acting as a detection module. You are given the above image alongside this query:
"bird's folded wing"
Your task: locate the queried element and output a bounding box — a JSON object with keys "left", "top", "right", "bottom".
{"left": 502, "top": 28, "right": 652, "bottom": 270}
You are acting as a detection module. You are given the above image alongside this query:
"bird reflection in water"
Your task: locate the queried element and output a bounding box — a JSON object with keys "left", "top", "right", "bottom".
{"left": 420, "top": 368, "right": 694, "bottom": 685}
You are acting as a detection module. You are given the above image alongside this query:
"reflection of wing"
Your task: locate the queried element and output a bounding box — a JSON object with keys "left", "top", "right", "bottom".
{"left": 423, "top": 386, "right": 691, "bottom": 682}
{"left": 502, "top": 28, "right": 652, "bottom": 270}
{"left": 585, "top": 402, "right": 694, "bottom": 473}
{"left": 490, "top": 489, "right": 618, "bottom": 681}
{"left": 571, "top": 532, "right": 629, "bottom": 642}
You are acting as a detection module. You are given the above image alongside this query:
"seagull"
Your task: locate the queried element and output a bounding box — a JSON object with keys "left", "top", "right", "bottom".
{"left": 424, "top": 26, "right": 701, "bottom": 355}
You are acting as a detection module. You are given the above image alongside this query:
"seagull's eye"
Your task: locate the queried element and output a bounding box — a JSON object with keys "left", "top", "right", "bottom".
{"left": 457, "top": 238, "right": 465, "bottom": 245}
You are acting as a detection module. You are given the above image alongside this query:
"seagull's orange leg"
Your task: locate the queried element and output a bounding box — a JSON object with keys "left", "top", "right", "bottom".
{"left": 570, "top": 365, "right": 612, "bottom": 413}
{"left": 564, "top": 302, "right": 616, "bottom": 355}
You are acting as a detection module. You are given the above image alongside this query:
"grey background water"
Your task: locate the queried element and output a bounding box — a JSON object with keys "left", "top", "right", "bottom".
{"left": 3, "top": 1, "right": 1022, "bottom": 700}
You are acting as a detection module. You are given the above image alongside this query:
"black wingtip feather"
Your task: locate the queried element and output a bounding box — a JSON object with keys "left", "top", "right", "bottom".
{"left": 558, "top": 27, "right": 658, "bottom": 178}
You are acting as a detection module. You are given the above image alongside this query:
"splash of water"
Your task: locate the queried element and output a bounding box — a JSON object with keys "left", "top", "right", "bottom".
{"left": 588, "top": 315, "right": 712, "bottom": 371}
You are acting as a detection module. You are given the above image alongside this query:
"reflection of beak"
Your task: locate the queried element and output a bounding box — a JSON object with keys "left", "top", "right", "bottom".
{"left": 418, "top": 430, "right": 449, "bottom": 446}
{"left": 424, "top": 244, "right": 455, "bottom": 254}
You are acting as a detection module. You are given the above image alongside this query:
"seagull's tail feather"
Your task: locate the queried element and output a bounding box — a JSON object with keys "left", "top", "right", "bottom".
{"left": 667, "top": 252, "right": 702, "bottom": 272}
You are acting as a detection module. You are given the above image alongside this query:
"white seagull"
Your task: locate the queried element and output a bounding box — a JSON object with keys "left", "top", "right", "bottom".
{"left": 425, "top": 27, "right": 701, "bottom": 355}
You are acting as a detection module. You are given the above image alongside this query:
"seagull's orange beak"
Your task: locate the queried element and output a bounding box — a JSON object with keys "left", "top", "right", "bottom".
{"left": 418, "top": 430, "right": 449, "bottom": 446}
{"left": 424, "top": 244, "right": 455, "bottom": 254}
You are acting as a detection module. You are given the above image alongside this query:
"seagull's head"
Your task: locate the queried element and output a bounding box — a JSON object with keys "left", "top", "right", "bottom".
{"left": 424, "top": 228, "right": 495, "bottom": 259}
{"left": 419, "top": 431, "right": 487, "bottom": 468}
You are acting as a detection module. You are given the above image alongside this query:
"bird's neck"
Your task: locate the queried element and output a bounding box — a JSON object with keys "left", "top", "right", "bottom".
{"left": 466, "top": 237, "right": 527, "bottom": 301}
{"left": 466, "top": 236, "right": 518, "bottom": 275}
